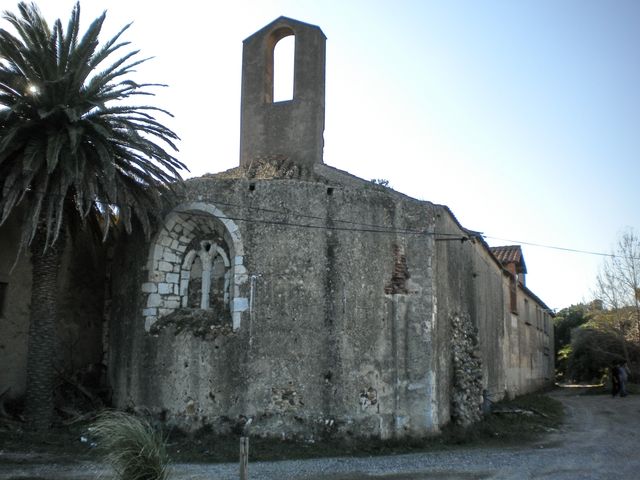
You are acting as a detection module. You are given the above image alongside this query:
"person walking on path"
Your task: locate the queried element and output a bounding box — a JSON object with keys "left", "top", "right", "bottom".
{"left": 611, "top": 362, "right": 621, "bottom": 397}
{"left": 618, "top": 361, "right": 631, "bottom": 397}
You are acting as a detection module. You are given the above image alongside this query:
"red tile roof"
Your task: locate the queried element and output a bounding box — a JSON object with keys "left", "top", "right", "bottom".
{"left": 490, "top": 245, "right": 527, "bottom": 274}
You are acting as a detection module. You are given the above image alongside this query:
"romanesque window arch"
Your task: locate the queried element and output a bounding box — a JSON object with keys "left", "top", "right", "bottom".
{"left": 141, "top": 203, "right": 248, "bottom": 332}
{"left": 180, "top": 240, "right": 230, "bottom": 310}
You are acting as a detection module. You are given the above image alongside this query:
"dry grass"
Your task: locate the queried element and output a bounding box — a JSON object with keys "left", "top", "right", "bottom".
{"left": 91, "top": 411, "right": 170, "bottom": 480}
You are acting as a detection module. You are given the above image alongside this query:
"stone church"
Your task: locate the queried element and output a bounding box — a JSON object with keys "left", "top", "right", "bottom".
{"left": 0, "top": 17, "right": 554, "bottom": 439}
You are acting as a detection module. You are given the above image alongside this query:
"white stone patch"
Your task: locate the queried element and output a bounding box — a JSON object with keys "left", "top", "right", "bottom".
{"left": 232, "top": 311, "right": 242, "bottom": 331}
{"left": 149, "top": 272, "right": 165, "bottom": 283}
{"left": 158, "top": 261, "right": 173, "bottom": 272}
{"left": 153, "top": 245, "right": 164, "bottom": 260}
{"left": 166, "top": 273, "right": 180, "bottom": 283}
{"left": 163, "top": 251, "right": 179, "bottom": 263}
{"left": 147, "top": 294, "right": 161, "bottom": 307}
{"left": 424, "top": 370, "right": 439, "bottom": 431}
{"left": 141, "top": 283, "right": 157, "bottom": 293}
{"left": 232, "top": 297, "right": 249, "bottom": 312}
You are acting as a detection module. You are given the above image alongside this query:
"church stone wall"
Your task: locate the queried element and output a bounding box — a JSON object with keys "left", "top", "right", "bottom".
{"left": 108, "top": 176, "right": 447, "bottom": 439}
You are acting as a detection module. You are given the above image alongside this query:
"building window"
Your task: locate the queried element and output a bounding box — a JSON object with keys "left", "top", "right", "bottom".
{"left": 509, "top": 275, "right": 518, "bottom": 314}
{"left": 181, "top": 240, "right": 231, "bottom": 311}
{"left": 0, "top": 282, "right": 7, "bottom": 316}
{"left": 524, "top": 299, "right": 531, "bottom": 325}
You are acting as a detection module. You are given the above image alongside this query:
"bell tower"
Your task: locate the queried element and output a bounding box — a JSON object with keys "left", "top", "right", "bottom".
{"left": 239, "top": 17, "right": 326, "bottom": 168}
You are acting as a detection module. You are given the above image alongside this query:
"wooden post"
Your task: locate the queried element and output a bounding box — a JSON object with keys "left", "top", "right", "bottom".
{"left": 239, "top": 436, "right": 249, "bottom": 480}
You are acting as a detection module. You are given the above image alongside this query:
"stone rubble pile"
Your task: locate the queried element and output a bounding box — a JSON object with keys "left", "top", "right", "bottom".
{"left": 451, "top": 313, "right": 484, "bottom": 426}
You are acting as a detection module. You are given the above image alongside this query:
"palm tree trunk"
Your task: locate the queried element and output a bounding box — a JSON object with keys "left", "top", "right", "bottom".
{"left": 24, "top": 227, "right": 65, "bottom": 430}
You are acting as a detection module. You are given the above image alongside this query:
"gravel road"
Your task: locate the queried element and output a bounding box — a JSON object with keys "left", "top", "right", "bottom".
{"left": 2, "top": 387, "right": 638, "bottom": 480}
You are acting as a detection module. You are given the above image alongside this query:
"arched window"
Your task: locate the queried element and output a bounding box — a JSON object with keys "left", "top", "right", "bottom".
{"left": 265, "top": 27, "right": 295, "bottom": 103}
{"left": 142, "top": 203, "right": 248, "bottom": 332}
{"left": 181, "top": 240, "right": 231, "bottom": 311}
{"left": 186, "top": 254, "right": 203, "bottom": 308}
{"left": 273, "top": 34, "right": 294, "bottom": 102}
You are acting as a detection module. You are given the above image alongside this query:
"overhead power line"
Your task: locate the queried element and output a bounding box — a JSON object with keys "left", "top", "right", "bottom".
{"left": 8, "top": 190, "right": 639, "bottom": 260}
{"left": 484, "top": 236, "right": 640, "bottom": 262}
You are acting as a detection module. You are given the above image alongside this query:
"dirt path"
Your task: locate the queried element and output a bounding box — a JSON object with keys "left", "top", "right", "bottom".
{"left": 1, "top": 388, "right": 639, "bottom": 480}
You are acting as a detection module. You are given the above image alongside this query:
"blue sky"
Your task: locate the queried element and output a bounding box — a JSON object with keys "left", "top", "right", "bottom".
{"left": 26, "top": 0, "right": 640, "bottom": 310}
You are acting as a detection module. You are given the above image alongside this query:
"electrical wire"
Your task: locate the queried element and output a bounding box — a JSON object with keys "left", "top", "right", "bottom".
{"left": 484, "top": 236, "right": 640, "bottom": 262}
{"left": 17, "top": 190, "right": 467, "bottom": 239}
{"left": 7, "top": 190, "right": 639, "bottom": 260}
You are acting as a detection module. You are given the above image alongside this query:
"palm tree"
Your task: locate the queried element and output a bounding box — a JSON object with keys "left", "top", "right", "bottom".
{"left": 0, "top": 2, "right": 187, "bottom": 430}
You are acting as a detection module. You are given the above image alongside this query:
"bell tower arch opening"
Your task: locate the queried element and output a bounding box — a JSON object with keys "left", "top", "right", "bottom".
{"left": 268, "top": 28, "right": 295, "bottom": 103}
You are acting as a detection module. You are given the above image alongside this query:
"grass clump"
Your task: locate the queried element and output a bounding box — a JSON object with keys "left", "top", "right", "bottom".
{"left": 91, "top": 411, "right": 170, "bottom": 480}
{"left": 442, "top": 392, "right": 564, "bottom": 445}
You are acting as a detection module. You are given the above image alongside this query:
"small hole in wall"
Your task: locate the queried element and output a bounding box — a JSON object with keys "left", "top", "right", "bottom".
{"left": 249, "top": 183, "right": 255, "bottom": 191}
{"left": 327, "top": 187, "right": 334, "bottom": 196}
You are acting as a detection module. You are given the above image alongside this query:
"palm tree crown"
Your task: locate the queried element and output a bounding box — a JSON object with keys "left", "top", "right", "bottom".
{"left": 0, "top": 1, "right": 187, "bottom": 249}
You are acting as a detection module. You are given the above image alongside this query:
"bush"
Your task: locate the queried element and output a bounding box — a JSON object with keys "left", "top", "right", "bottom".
{"left": 91, "top": 411, "right": 170, "bottom": 480}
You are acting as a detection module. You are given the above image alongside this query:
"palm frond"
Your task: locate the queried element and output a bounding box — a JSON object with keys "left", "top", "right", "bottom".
{"left": 0, "top": 1, "right": 187, "bottom": 251}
